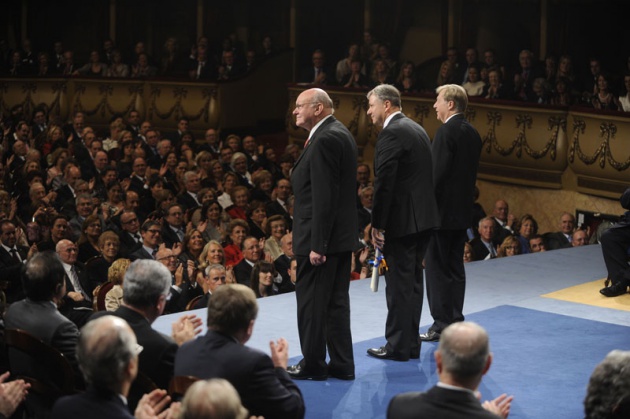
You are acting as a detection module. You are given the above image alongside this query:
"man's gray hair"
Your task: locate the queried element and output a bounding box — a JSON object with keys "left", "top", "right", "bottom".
{"left": 183, "top": 170, "right": 197, "bottom": 184}
{"left": 311, "top": 88, "right": 334, "bottom": 112}
{"left": 438, "top": 321, "right": 490, "bottom": 379}
{"left": 75, "top": 193, "right": 92, "bottom": 205}
{"left": 123, "top": 259, "right": 171, "bottom": 308}
{"left": 435, "top": 84, "right": 468, "bottom": 113}
{"left": 584, "top": 350, "right": 630, "bottom": 419}
{"left": 205, "top": 263, "right": 226, "bottom": 276}
{"left": 180, "top": 379, "right": 249, "bottom": 419}
{"left": 78, "top": 316, "right": 137, "bottom": 392}
{"left": 367, "top": 84, "right": 402, "bottom": 108}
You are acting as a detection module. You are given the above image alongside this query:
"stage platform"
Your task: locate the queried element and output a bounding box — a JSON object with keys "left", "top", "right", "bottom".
{"left": 153, "top": 244, "right": 630, "bottom": 418}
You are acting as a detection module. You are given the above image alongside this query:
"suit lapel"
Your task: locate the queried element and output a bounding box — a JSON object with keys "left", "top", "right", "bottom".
{"left": 293, "top": 117, "right": 336, "bottom": 170}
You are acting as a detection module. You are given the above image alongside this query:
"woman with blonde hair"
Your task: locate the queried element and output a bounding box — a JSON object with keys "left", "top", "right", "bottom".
{"left": 497, "top": 235, "right": 521, "bottom": 258}
{"left": 105, "top": 258, "right": 131, "bottom": 311}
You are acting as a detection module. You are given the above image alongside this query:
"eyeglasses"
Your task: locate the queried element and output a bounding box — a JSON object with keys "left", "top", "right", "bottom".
{"left": 210, "top": 275, "right": 226, "bottom": 282}
{"left": 294, "top": 102, "right": 319, "bottom": 110}
{"left": 157, "top": 255, "right": 178, "bottom": 261}
{"left": 63, "top": 248, "right": 78, "bottom": 253}
{"left": 146, "top": 229, "right": 161, "bottom": 234}
{"left": 122, "top": 218, "right": 139, "bottom": 224}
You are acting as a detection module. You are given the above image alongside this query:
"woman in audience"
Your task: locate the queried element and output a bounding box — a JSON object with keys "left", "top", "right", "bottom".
{"left": 37, "top": 124, "right": 65, "bottom": 158}
{"left": 463, "top": 242, "right": 474, "bottom": 263}
{"left": 105, "top": 258, "right": 131, "bottom": 311}
{"left": 462, "top": 65, "right": 485, "bottom": 97}
{"left": 85, "top": 231, "right": 121, "bottom": 296}
{"left": 206, "top": 159, "right": 225, "bottom": 190}
{"left": 551, "top": 77, "right": 576, "bottom": 106}
{"left": 516, "top": 214, "right": 539, "bottom": 254}
{"left": 394, "top": 61, "right": 420, "bottom": 93}
{"left": 196, "top": 151, "right": 214, "bottom": 187}
{"left": 223, "top": 219, "right": 249, "bottom": 266}
{"left": 218, "top": 172, "right": 239, "bottom": 209}
{"left": 179, "top": 229, "right": 206, "bottom": 267}
{"left": 618, "top": 72, "right": 630, "bottom": 112}
{"left": 483, "top": 69, "right": 508, "bottom": 99}
{"left": 341, "top": 59, "right": 370, "bottom": 89}
{"left": 199, "top": 239, "right": 226, "bottom": 268}
{"left": 117, "top": 139, "right": 135, "bottom": 179}
{"left": 230, "top": 152, "right": 254, "bottom": 189}
{"left": 251, "top": 260, "right": 278, "bottom": 298}
{"left": 102, "top": 181, "right": 124, "bottom": 219}
{"left": 227, "top": 185, "right": 249, "bottom": 220}
{"left": 46, "top": 146, "right": 68, "bottom": 186}
{"left": 130, "top": 52, "right": 157, "bottom": 77}
{"left": 246, "top": 200, "right": 267, "bottom": 240}
{"left": 436, "top": 60, "right": 454, "bottom": 87}
{"left": 106, "top": 49, "right": 129, "bottom": 78}
{"left": 263, "top": 214, "right": 286, "bottom": 261}
{"left": 591, "top": 73, "right": 621, "bottom": 111}
{"left": 199, "top": 199, "right": 228, "bottom": 243}
{"left": 77, "top": 214, "right": 103, "bottom": 264}
{"left": 73, "top": 50, "right": 108, "bottom": 77}
{"left": 336, "top": 43, "right": 360, "bottom": 84}
{"left": 556, "top": 55, "right": 577, "bottom": 88}
{"left": 497, "top": 235, "right": 522, "bottom": 258}
{"left": 250, "top": 170, "right": 274, "bottom": 203}
{"left": 370, "top": 58, "right": 393, "bottom": 87}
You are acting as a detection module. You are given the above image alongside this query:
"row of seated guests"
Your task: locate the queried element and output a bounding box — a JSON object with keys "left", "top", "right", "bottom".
{"left": 464, "top": 199, "right": 592, "bottom": 263}
{"left": 0, "top": 33, "right": 279, "bottom": 81}
{"left": 3, "top": 251, "right": 305, "bottom": 417}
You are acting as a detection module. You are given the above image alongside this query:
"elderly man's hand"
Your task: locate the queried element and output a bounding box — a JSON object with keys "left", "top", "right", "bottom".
{"left": 270, "top": 338, "right": 289, "bottom": 369}
{"left": 172, "top": 314, "right": 202, "bottom": 346}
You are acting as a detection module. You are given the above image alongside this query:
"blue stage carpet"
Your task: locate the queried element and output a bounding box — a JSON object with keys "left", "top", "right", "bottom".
{"left": 291, "top": 305, "right": 630, "bottom": 419}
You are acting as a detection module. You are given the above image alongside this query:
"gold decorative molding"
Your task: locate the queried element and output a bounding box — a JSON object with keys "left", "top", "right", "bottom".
{"left": 569, "top": 117, "right": 630, "bottom": 171}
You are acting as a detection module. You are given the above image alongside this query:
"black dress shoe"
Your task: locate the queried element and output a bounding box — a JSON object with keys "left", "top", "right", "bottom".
{"left": 286, "top": 364, "right": 328, "bottom": 381}
{"left": 419, "top": 330, "right": 441, "bottom": 342}
{"left": 328, "top": 370, "right": 355, "bottom": 380}
{"left": 600, "top": 282, "right": 629, "bottom": 297}
{"left": 366, "top": 346, "right": 408, "bottom": 361}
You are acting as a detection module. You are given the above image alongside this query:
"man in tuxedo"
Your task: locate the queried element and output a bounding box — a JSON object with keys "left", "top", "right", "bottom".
{"left": 192, "top": 263, "right": 227, "bottom": 310}
{"left": 177, "top": 171, "right": 202, "bottom": 212}
{"left": 490, "top": 199, "right": 513, "bottom": 247}
{"left": 0, "top": 219, "right": 36, "bottom": 303}
{"left": 387, "top": 322, "right": 513, "bottom": 419}
{"left": 288, "top": 88, "right": 357, "bottom": 380}
{"left": 118, "top": 210, "right": 142, "bottom": 257}
{"left": 422, "top": 84, "right": 482, "bottom": 343}
{"left": 160, "top": 203, "right": 186, "bottom": 248}
{"left": 366, "top": 84, "right": 439, "bottom": 362}
{"left": 51, "top": 316, "right": 174, "bottom": 419}
{"left": 175, "top": 284, "right": 305, "bottom": 419}
{"left": 129, "top": 221, "right": 161, "bottom": 261}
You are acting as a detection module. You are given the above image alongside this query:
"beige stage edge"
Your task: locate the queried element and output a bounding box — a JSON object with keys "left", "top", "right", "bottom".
{"left": 542, "top": 279, "right": 630, "bottom": 312}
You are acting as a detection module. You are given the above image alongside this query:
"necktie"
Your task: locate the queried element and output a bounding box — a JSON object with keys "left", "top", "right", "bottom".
{"left": 152, "top": 248, "right": 157, "bottom": 259}
{"left": 134, "top": 233, "right": 142, "bottom": 243}
{"left": 10, "top": 248, "right": 21, "bottom": 264}
{"left": 304, "top": 137, "right": 311, "bottom": 148}
{"left": 70, "top": 266, "right": 90, "bottom": 301}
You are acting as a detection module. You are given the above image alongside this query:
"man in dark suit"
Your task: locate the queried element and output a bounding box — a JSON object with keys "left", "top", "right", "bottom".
{"left": 422, "top": 84, "right": 482, "bottom": 343}
{"left": 129, "top": 221, "right": 161, "bottom": 261}
{"left": 469, "top": 217, "right": 497, "bottom": 261}
{"left": 160, "top": 203, "right": 185, "bottom": 248}
{"left": 299, "top": 49, "right": 333, "bottom": 85}
{"left": 51, "top": 315, "right": 176, "bottom": 419}
{"left": 175, "top": 284, "right": 305, "bottom": 419}
{"left": 287, "top": 88, "right": 358, "bottom": 381}
{"left": 4, "top": 251, "right": 82, "bottom": 385}
{"left": 366, "top": 84, "right": 439, "bottom": 362}
{"left": 599, "top": 188, "right": 630, "bottom": 297}
{"left": 176, "top": 171, "right": 202, "bottom": 212}
{"left": 387, "top": 322, "right": 513, "bottom": 419}
{"left": 265, "top": 178, "right": 293, "bottom": 230}
{"left": 544, "top": 212, "right": 575, "bottom": 250}
{"left": 117, "top": 210, "right": 142, "bottom": 257}
{"left": 233, "top": 236, "right": 261, "bottom": 286}
{"left": 56, "top": 239, "right": 93, "bottom": 328}
{"left": 0, "top": 219, "right": 35, "bottom": 303}
{"left": 92, "top": 260, "right": 201, "bottom": 395}
{"left": 192, "top": 263, "right": 227, "bottom": 310}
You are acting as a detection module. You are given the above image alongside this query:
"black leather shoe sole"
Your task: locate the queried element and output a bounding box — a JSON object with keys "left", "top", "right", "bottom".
{"left": 329, "top": 371, "right": 355, "bottom": 380}
{"left": 287, "top": 364, "right": 328, "bottom": 381}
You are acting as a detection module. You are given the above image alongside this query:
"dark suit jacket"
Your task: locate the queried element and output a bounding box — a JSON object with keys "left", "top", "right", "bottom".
{"left": 175, "top": 330, "right": 304, "bottom": 419}
{"left": 51, "top": 386, "right": 134, "bottom": 419}
{"left": 274, "top": 254, "right": 295, "bottom": 294}
{"left": 0, "top": 245, "right": 28, "bottom": 302}
{"left": 5, "top": 298, "right": 81, "bottom": 379}
{"left": 234, "top": 258, "right": 253, "bottom": 286}
{"left": 544, "top": 231, "right": 572, "bottom": 250}
{"left": 387, "top": 385, "right": 501, "bottom": 419}
{"left": 177, "top": 192, "right": 200, "bottom": 212}
{"left": 469, "top": 237, "right": 494, "bottom": 261}
{"left": 99, "top": 306, "right": 177, "bottom": 391}
{"left": 161, "top": 224, "right": 183, "bottom": 249}
{"left": 372, "top": 113, "right": 439, "bottom": 238}
{"left": 129, "top": 246, "right": 154, "bottom": 261}
{"left": 291, "top": 116, "right": 358, "bottom": 256}
{"left": 118, "top": 230, "right": 142, "bottom": 258}
{"left": 265, "top": 200, "right": 292, "bottom": 230}
{"left": 432, "top": 114, "right": 482, "bottom": 230}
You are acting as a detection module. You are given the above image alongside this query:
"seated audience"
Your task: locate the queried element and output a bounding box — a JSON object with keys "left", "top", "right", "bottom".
{"left": 250, "top": 260, "right": 278, "bottom": 298}
{"left": 496, "top": 235, "right": 521, "bottom": 258}
{"left": 84, "top": 231, "right": 121, "bottom": 296}
{"left": 104, "top": 258, "right": 130, "bottom": 311}
{"left": 192, "top": 263, "right": 227, "bottom": 310}
{"left": 544, "top": 212, "right": 575, "bottom": 250}
{"left": 223, "top": 219, "right": 249, "bottom": 266}
{"left": 469, "top": 217, "right": 497, "bottom": 260}
{"left": 463, "top": 242, "right": 474, "bottom": 263}
{"left": 387, "top": 321, "right": 513, "bottom": 419}
{"left": 619, "top": 72, "right": 630, "bottom": 112}
{"left": 572, "top": 229, "right": 589, "bottom": 247}
{"left": 490, "top": 199, "right": 513, "bottom": 246}
{"left": 394, "top": 61, "right": 420, "bottom": 93}
{"left": 199, "top": 239, "right": 226, "bottom": 269}
{"left": 516, "top": 214, "right": 538, "bottom": 254}
{"left": 263, "top": 214, "right": 287, "bottom": 261}
{"left": 233, "top": 236, "right": 262, "bottom": 286}
{"left": 0, "top": 371, "right": 29, "bottom": 419}
{"left": 528, "top": 234, "right": 546, "bottom": 253}
{"left": 174, "top": 284, "right": 305, "bottom": 419}
{"left": 462, "top": 65, "right": 485, "bottom": 97}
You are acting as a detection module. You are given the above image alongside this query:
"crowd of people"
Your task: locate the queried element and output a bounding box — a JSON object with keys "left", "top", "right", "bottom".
{"left": 0, "top": 34, "right": 277, "bottom": 81}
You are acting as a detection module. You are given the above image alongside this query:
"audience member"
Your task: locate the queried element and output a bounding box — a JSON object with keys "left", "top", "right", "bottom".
{"left": 233, "top": 236, "right": 262, "bottom": 286}
{"left": 544, "top": 212, "right": 575, "bottom": 250}
{"left": 470, "top": 217, "right": 497, "bottom": 260}
{"left": 516, "top": 214, "right": 538, "bottom": 254}
{"left": 179, "top": 378, "right": 248, "bottom": 419}
{"left": 388, "top": 321, "right": 513, "bottom": 419}
{"left": 174, "top": 284, "right": 305, "bottom": 419}
{"left": 584, "top": 350, "right": 630, "bottom": 419}
{"left": 572, "top": 229, "right": 589, "bottom": 247}
{"left": 528, "top": 234, "right": 546, "bottom": 253}
{"left": 496, "top": 235, "right": 521, "bottom": 257}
